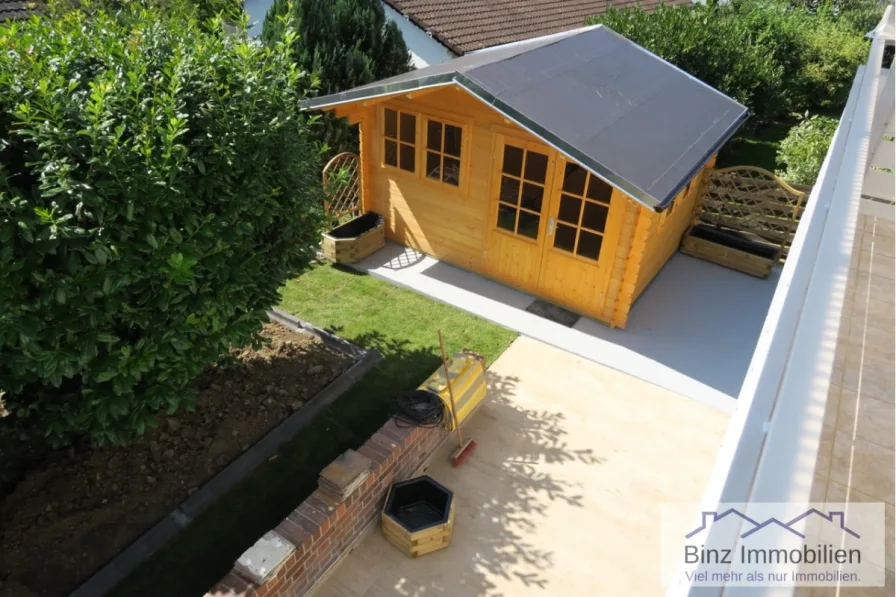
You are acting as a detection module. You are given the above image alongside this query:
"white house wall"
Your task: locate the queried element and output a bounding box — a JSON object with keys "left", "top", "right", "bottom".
{"left": 242, "top": 0, "right": 454, "bottom": 68}
{"left": 382, "top": 3, "right": 455, "bottom": 68}
{"left": 244, "top": 0, "right": 270, "bottom": 37}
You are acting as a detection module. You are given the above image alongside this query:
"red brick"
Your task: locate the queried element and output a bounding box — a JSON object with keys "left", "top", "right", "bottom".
{"left": 306, "top": 494, "right": 337, "bottom": 518}
{"left": 291, "top": 510, "right": 322, "bottom": 540}
{"left": 297, "top": 503, "right": 329, "bottom": 531}
{"left": 262, "top": 575, "right": 284, "bottom": 595}
{"left": 206, "top": 571, "right": 257, "bottom": 597}
{"left": 275, "top": 518, "right": 311, "bottom": 550}
{"left": 380, "top": 419, "right": 413, "bottom": 442}
{"left": 370, "top": 432, "right": 398, "bottom": 452}
{"left": 367, "top": 440, "right": 393, "bottom": 461}
{"left": 358, "top": 444, "right": 389, "bottom": 464}
{"left": 333, "top": 500, "right": 348, "bottom": 518}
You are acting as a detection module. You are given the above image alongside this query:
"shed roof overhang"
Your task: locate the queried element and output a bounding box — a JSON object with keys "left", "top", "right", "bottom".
{"left": 302, "top": 26, "right": 749, "bottom": 212}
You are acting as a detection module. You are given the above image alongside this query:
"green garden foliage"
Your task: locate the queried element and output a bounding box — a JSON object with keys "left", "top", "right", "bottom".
{"left": 786, "top": 0, "right": 886, "bottom": 34}
{"left": 777, "top": 115, "right": 839, "bottom": 184}
{"left": 588, "top": 0, "right": 878, "bottom": 122}
{"left": 57, "top": 0, "right": 245, "bottom": 27}
{"left": 261, "top": 0, "right": 412, "bottom": 154}
{"left": 731, "top": 0, "right": 869, "bottom": 112}
{"left": 0, "top": 8, "right": 325, "bottom": 445}
{"left": 190, "top": 0, "right": 243, "bottom": 23}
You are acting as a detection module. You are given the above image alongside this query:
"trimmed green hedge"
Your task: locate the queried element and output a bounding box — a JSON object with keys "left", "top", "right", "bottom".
{"left": 0, "top": 7, "right": 325, "bottom": 445}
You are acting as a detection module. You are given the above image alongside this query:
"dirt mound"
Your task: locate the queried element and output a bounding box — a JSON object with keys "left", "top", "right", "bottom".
{"left": 0, "top": 322, "right": 354, "bottom": 597}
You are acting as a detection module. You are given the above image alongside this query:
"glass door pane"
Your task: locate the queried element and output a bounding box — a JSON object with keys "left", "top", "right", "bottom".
{"left": 551, "top": 163, "right": 612, "bottom": 261}
{"left": 496, "top": 143, "right": 548, "bottom": 241}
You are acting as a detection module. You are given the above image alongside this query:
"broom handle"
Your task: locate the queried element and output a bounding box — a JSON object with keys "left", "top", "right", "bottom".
{"left": 437, "top": 329, "right": 465, "bottom": 446}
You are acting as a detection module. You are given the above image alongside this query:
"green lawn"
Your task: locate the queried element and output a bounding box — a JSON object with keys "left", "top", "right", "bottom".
{"left": 111, "top": 264, "right": 517, "bottom": 597}
{"left": 717, "top": 122, "right": 793, "bottom": 171}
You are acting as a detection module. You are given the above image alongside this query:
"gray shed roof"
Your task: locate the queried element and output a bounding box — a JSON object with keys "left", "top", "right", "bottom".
{"left": 302, "top": 26, "right": 748, "bottom": 211}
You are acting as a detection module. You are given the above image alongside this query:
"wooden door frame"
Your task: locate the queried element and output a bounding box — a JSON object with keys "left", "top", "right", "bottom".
{"left": 481, "top": 127, "right": 632, "bottom": 319}
{"left": 483, "top": 130, "right": 558, "bottom": 286}
{"left": 536, "top": 152, "right": 630, "bottom": 317}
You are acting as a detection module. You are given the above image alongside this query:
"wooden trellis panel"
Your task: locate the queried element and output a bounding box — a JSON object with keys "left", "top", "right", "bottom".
{"left": 322, "top": 152, "right": 361, "bottom": 220}
{"left": 697, "top": 166, "right": 809, "bottom": 260}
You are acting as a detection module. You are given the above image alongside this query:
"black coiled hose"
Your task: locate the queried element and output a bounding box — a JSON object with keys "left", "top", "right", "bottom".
{"left": 393, "top": 389, "right": 445, "bottom": 428}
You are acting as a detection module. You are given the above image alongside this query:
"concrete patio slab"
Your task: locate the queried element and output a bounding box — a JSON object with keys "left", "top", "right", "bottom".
{"left": 311, "top": 336, "right": 730, "bottom": 597}
{"left": 353, "top": 242, "right": 781, "bottom": 407}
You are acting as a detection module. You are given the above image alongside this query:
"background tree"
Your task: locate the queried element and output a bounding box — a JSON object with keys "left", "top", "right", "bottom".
{"left": 588, "top": 0, "right": 878, "bottom": 121}
{"left": 0, "top": 5, "right": 325, "bottom": 445}
{"left": 588, "top": 3, "right": 786, "bottom": 124}
{"left": 262, "top": 0, "right": 413, "bottom": 154}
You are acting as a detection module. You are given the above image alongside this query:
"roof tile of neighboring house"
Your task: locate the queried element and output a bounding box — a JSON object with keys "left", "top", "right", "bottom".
{"left": 382, "top": 0, "right": 689, "bottom": 54}
{"left": 0, "top": 0, "right": 32, "bottom": 20}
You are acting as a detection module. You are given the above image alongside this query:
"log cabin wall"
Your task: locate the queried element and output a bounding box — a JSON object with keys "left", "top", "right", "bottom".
{"left": 630, "top": 156, "right": 718, "bottom": 304}
{"left": 359, "top": 86, "right": 547, "bottom": 272}
{"left": 351, "top": 86, "right": 714, "bottom": 328}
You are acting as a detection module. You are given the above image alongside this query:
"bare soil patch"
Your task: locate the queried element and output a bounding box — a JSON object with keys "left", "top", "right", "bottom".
{"left": 0, "top": 322, "right": 355, "bottom": 597}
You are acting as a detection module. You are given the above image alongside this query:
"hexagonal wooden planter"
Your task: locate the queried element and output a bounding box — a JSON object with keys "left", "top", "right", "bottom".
{"left": 381, "top": 476, "right": 455, "bottom": 558}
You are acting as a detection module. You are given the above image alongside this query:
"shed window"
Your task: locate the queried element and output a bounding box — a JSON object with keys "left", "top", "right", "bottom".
{"left": 383, "top": 108, "right": 416, "bottom": 173}
{"left": 553, "top": 163, "right": 612, "bottom": 260}
{"left": 424, "top": 118, "right": 463, "bottom": 186}
{"left": 496, "top": 144, "right": 549, "bottom": 240}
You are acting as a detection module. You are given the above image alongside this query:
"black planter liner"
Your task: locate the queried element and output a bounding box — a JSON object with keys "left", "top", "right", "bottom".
{"left": 689, "top": 222, "right": 779, "bottom": 260}
{"left": 384, "top": 475, "right": 454, "bottom": 532}
{"left": 328, "top": 212, "right": 382, "bottom": 239}
{"left": 70, "top": 309, "right": 381, "bottom": 597}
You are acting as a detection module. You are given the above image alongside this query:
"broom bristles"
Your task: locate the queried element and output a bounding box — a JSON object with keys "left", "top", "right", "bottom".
{"left": 450, "top": 439, "right": 476, "bottom": 467}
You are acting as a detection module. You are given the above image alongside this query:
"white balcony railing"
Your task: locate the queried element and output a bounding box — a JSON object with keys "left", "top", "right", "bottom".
{"left": 668, "top": 6, "right": 894, "bottom": 597}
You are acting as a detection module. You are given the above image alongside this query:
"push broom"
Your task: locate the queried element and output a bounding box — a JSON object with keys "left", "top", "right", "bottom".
{"left": 437, "top": 329, "right": 476, "bottom": 467}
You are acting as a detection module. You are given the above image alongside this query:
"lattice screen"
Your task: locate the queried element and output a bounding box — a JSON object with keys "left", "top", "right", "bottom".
{"left": 322, "top": 152, "right": 361, "bottom": 221}
{"left": 698, "top": 166, "right": 807, "bottom": 259}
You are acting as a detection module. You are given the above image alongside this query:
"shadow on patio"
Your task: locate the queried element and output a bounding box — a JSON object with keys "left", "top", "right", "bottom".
{"left": 315, "top": 336, "right": 728, "bottom": 597}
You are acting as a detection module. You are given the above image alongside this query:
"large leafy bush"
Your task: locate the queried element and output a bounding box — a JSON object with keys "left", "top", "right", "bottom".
{"left": 262, "top": 0, "right": 412, "bottom": 153}
{"left": 796, "top": 19, "right": 869, "bottom": 110}
{"left": 0, "top": 7, "right": 324, "bottom": 445}
{"left": 776, "top": 115, "right": 839, "bottom": 184}
{"left": 730, "top": 0, "right": 869, "bottom": 112}
{"left": 787, "top": 0, "right": 886, "bottom": 34}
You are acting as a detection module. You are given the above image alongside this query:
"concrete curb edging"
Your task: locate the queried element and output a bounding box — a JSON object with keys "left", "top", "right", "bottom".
{"left": 70, "top": 312, "right": 382, "bottom": 597}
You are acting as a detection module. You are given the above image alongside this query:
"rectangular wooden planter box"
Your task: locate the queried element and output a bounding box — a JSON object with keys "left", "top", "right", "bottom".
{"left": 680, "top": 224, "right": 779, "bottom": 279}
{"left": 321, "top": 212, "right": 385, "bottom": 264}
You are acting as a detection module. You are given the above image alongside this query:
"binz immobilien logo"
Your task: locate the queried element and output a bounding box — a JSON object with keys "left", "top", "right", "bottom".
{"left": 684, "top": 508, "right": 862, "bottom": 566}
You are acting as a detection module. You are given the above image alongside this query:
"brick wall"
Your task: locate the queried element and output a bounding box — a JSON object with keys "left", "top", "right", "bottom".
{"left": 206, "top": 418, "right": 449, "bottom": 597}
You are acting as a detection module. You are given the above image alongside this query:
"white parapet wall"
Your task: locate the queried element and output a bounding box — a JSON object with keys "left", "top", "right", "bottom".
{"left": 667, "top": 5, "right": 894, "bottom": 597}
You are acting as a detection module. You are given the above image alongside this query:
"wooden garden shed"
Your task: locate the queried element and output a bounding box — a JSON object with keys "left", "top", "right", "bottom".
{"left": 303, "top": 25, "right": 748, "bottom": 328}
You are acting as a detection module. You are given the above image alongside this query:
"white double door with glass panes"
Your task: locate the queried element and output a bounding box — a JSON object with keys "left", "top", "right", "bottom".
{"left": 485, "top": 134, "right": 620, "bottom": 317}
